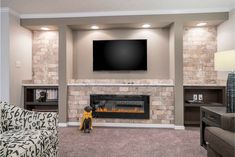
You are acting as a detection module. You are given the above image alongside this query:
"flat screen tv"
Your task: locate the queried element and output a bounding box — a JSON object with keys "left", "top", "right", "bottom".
{"left": 93, "top": 39, "right": 147, "bottom": 71}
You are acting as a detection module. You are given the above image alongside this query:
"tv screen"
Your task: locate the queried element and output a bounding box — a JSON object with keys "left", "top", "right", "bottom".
{"left": 93, "top": 39, "right": 147, "bottom": 71}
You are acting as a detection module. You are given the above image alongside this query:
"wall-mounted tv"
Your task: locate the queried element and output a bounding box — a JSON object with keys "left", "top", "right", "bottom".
{"left": 93, "top": 39, "right": 147, "bottom": 71}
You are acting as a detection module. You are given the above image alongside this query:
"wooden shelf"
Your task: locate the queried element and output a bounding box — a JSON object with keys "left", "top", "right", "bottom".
{"left": 25, "top": 102, "right": 58, "bottom": 106}
{"left": 32, "top": 109, "right": 58, "bottom": 112}
{"left": 24, "top": 86, "right": 58, "bottom": 112}
{"left": 184, "top": 103, "right": 223, "bottom": 107}
{"left": 184, "top": 86, "right": 226, "bottom": 126}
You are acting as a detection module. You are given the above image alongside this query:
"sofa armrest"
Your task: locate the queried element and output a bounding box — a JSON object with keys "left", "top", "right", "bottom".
{"left": 221, "top": 114, "right": 235, "bottom": 132}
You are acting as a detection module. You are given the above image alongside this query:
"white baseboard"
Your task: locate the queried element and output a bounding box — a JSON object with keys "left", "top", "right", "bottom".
{"left": 61, "top": 122, "right": 185, "bottom": 130}
{"left": 67, "top": 122, "right": 80, "bottom": 126}
{"left": 174, "top": 125, "right": 185, "bottom": 130}
{"left": 64, "top": 122, "right": 185, "bottom": 130}
{"left": 58, "top": 123, "right": 68, "bottom": 127}
{"left": 94, "top": 123, "right": 175, "bottom": 129}
{"left": 67, "top": 122, "right": 178, "bottom": 129}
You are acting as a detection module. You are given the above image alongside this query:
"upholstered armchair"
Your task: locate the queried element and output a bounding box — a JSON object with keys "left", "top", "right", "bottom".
{"left": 0, "top": 102, "right": 58, "bottom": 157}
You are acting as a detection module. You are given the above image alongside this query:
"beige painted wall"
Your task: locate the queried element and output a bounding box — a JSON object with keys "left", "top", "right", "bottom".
{"left": 9, "top": 13, "right": 32, "bottom": 106}
{"left": 66, "top": 28, "right": 73, "bottom": 80}
{"left": 171, "top": 22, "right": 184, "bottom": 126}
{"left": 0, "top": 10, "right": 32, "bottom": 105}
{"left": 0, "top": 10, "right": 10, "bottom": 102}
{"left": 218, "top": 9, "right": 235, "bottom": 51}
{"left": 73, "top": 29, "right": 170, "bottom": 79}
{"left": 217, "top": 9, "right": 235, "bottom": 81}
{"left": 169, "top": 24, "right": 175, "bottom": 80}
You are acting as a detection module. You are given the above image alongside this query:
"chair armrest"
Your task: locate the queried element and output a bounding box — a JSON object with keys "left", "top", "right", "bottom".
{"left": 36, "top": 111, "right": 58, "bottom": 134}
{"left": 221, "top": 114, "right": 235, "bottom": 132}
{"left": 1, "top": 103, "right": 58, "bottom": 133}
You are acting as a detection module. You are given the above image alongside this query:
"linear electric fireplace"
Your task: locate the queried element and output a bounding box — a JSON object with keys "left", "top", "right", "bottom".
{"left": 90, "top": 95, "right": 150, "bottom": 119}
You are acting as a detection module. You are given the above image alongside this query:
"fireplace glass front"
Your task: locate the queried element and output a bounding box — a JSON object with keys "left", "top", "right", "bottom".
{"left": 90, "top": 95, "right": 149, "bottom": 119}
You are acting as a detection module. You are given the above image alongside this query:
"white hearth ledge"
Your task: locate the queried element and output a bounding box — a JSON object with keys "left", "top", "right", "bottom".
{"left": 68, "top": 83, "right": 174, "bottom": 87}
{"left": 60, "top": 122, "right": 185, "bottom": 130}
{"left": 183, "top": 84, "right": 225, "bottom": 87}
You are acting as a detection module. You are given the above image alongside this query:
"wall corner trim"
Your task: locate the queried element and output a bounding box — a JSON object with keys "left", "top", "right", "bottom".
{"left": 0, "top": 7, "right": 20, "bottom": 17}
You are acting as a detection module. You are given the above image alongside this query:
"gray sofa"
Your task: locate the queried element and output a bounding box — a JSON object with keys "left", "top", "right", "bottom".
{"left": 0, "top": 102, "right": 58, "bottom": 157}
{"left": 205, "top": 114, "right": 235, "bottom": 157}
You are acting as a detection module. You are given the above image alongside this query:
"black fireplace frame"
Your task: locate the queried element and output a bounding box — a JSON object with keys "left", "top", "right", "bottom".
{"left": 90, "top": 94, "right": 150, "bottom": 119}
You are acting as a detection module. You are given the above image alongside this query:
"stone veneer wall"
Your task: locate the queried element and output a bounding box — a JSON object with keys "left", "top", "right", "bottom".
{"left": 183, "top": 27, "right": 218, "bottom": 84}
{"left": 32, "top": 31, "right": 58, "bottom": 84}
{"left": 69, "top": 79, "right": 174, "bottom": 84}
{"left": 68, "top": 84, "right": 174, "bottom": 124}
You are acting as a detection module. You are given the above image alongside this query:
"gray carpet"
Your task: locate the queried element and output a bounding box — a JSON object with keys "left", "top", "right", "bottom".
{"left": 58, "top": 127, "right": 207, "bottom": 157}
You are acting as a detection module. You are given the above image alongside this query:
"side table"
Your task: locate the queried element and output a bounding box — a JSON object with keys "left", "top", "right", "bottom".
{"left": 200, "top": 106, "right": 227, "bottom": 148}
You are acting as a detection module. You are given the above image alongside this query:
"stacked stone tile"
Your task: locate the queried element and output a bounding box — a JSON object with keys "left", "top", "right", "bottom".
{"left": 183, "top": 27, "right": 217, "bottom": 84}
{"left": 69, "top": 79, "right": 174, "bottom": 85}
{"left": 68, "top": 83, "right": 174, "bottom": 124}
{"left": 32, "top": 31, "right": 58, "bottom": 84}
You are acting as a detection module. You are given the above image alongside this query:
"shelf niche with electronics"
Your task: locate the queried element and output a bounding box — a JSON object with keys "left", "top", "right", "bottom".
{"left": 184, "top": 86, "right": 226, "bottom": 126}
{"left": 24, "top": 86, "right": 58, "bottom": 112}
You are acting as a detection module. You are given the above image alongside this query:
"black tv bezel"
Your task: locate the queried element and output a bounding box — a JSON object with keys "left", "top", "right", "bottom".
{"left": 93, "top": 39, "right": 147, "bottom": 71}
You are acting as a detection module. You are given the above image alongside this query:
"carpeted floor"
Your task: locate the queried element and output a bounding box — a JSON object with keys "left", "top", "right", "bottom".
{"left": 58, "top": 127, "right": 207, "bottom": 157}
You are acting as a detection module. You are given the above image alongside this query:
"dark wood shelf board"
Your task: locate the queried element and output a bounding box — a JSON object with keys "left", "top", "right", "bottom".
{"left": 184, "top": 86, "right": 226, "bottom": 126}
{"left": 32, "top": 109, "right": 58, "bottom": 112}
{"left": 25, "top": 86, "right": 58, "bottom": 89}
{"left": 25, "top": 102, "right": 58, "bottom": 106}
{"left": 24, "top": 86, "right": 59, "bottom": 112}
{"left": 184, "top": 103, "right": 224, "bottom": 107}
{"left": 184, "top": 86, "right": 226, "bottom": 89}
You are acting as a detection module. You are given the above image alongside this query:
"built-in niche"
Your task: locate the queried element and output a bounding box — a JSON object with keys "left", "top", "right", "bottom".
{"left": 73, "top": 28, "right": 170, "bottom": 80}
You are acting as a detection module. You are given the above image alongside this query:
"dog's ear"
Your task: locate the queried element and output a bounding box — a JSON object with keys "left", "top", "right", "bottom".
{"left": 84, "top": 106, "right": 92, "bottom": 112}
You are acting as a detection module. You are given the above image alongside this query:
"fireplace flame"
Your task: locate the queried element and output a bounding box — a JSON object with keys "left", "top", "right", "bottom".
{"left": 96, "top": 107, "right": 144, "bottom": 113}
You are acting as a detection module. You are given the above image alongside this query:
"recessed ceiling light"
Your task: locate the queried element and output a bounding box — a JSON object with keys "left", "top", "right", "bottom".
{"left": 142, "top": 24, "right": 151, "bottom": 28}
{"left": 91, "top": 25, "right": 99, "bottom": 29}
{"left": 196, "top": 22, "right": 207, "bottom": 26}
{"left": 40, "top": 27, "right": 50, "bottom": 30}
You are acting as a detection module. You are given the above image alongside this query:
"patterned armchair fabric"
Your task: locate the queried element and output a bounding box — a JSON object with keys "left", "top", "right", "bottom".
{"left": 0, "top": 102, "right": 58, "bottom": 157}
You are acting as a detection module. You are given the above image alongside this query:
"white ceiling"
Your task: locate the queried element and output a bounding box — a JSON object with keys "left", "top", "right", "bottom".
{"left": 1, "top": 0, "right": 235, "bottom": 15}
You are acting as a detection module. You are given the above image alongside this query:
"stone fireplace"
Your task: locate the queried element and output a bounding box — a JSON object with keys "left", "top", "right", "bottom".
{"left": 90, "top": 95, "right": 150, "bottom": 119}
{"left": 67, "top": 80, "right": 175, "bottom": 125}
